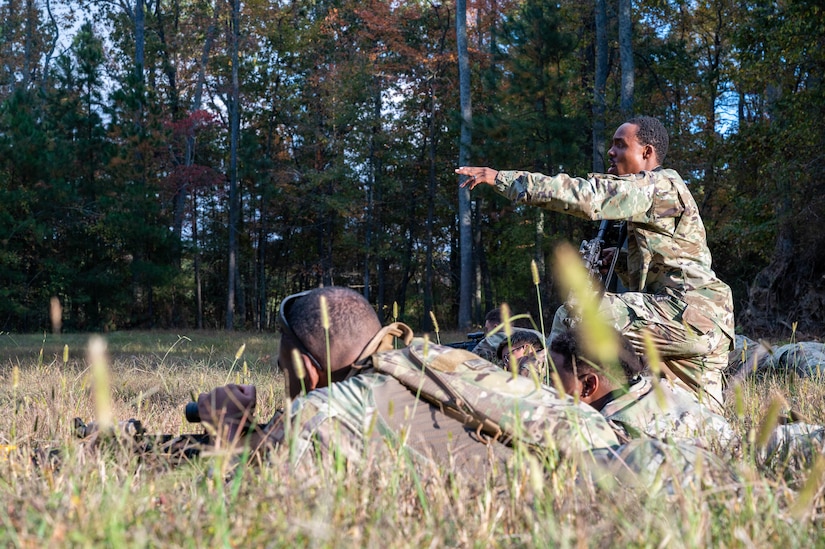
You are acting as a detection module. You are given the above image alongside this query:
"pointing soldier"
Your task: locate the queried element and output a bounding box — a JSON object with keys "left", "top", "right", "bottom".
{"left": 457, "top": 116, "right": 735, "bottom": 412}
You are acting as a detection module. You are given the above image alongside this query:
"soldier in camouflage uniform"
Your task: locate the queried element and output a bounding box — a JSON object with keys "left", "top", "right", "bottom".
{"left": 727, "top": 334, "right": 825, "bottom": 381}
{"left": 196, "top": 287, "right": 618, "bottom": 477}
{"left": 548, "top": 328, "right": 736, "bottom": 449}
{"left": 456, "top": 116, "right": 735, "bottom": 412}
{"left": 470, "top": 308, "right": 507, "bottom": 361}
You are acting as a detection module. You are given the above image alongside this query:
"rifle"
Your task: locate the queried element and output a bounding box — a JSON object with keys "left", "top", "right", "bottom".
{"left": 444, "top": 331, "right": 485, "bottom": 352}
{"left": 578, "top": 219, "right": 628, "bottom": 293}
{"left": 73, "top": 411, "right": 210, "bottom": 461}
{"left": 565, "top": 220, "right": 627, "bottom": 328}
{"left": 73, "top": 400, "right": 280, "bottom": 463}
{"left": 579, "top": 219, "right": 610, "bottom": 281}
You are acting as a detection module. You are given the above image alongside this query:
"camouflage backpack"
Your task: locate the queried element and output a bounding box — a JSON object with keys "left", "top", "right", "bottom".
{"left": 369, "top": 337, "right": 620, "bottom": 456}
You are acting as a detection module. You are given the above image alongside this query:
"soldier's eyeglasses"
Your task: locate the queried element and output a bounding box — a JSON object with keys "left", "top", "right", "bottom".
{"left": 502, "top": 344, "right": 531, "bottom": 363}
{"left": 277, "top": 290, "right": 323, "bottom": 373}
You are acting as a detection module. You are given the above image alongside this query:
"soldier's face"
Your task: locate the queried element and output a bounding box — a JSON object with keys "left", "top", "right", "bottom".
{"left": 607, "top": 123, "right": 647, "bottom": 175}
{"left": 551, "top": 350, "right": 583, "bottom": 398}
{"left": 501, "top": 343, "right": 533, "bottom": 364}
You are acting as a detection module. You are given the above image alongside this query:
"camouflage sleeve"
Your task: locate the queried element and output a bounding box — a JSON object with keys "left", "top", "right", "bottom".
{"left": 279, "top": 376, "right": 378, "bottom": 468}
{"left": 494, "top": 170, "right": 655, "bottom": 221}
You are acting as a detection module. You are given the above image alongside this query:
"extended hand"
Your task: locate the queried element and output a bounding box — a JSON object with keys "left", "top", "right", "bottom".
{"left": 455, "top": 166, "right": 499, "bottom": 190}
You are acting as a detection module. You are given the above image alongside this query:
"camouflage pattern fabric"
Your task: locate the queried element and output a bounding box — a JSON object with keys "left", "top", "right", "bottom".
{"left": 274, "top": 369, "right": 513, "bottom": 477}
{"left": 371, "top": 338, "right": 620, "bottom": 454}
{"left": 471, "top": 331, "right": 507, "bottom": 362}
{"left": 728, "top": 335, "right": 825, "bottom": 380}
{"left": 760, "top": 423, "right": 825, "bottom": 474}
{"left": 494, "top": 168, "right": 734, "bottom": 411}
{"left": 273, "top": 339, "right": 619, "bottom": 471}
{"left": 494, "top": 328, "right": 549, "bottom": 358}
{"left": 598, "top": 377, "right": 736, "bottom": 449}
{"left": 585, "top": 439, "right": 739, "bottom": 494}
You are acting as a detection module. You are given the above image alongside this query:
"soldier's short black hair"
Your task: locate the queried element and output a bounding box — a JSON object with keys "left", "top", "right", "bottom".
{"left": 626, "top": 116, "right": 669, "bottom": 164}
{"left": 496, "top": 329, "right": 545, "bottom": 360}
{"left": 485, "top": 308, "right": 502, "bottom": 325}
{"left": 550, "top": 328, "right": 645, "bottom": 386}
{"left": 287, "top": 287, "right": 380, "bottom": 357}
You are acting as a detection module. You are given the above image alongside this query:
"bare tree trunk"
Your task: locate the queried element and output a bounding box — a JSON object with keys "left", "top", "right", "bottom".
{"left": 42, "top": 0, "right": 59, "bottom": 85}
{"left": 257, "top": 193, "right": 266, "bottom": 330}
{"left": 593, "top": 0, "right": 607, "bottom": 172}
{"left": 457, "top": 0, "right": 472, "bottom": 329}
{"left": 472, "top": 198, "right": 482, "bottom": 324}
{"left": 225, "top": 0, "right": 240, "bottom": 330}
{"left": 424, "top": 81, "right": 436, "bottom": 331}
{"left": 192, "top": 191, "right": 203, "bottom": 329}
{"left": 364, "top": 79, "right": 382, "bottom": 301}
{"left": 618, "top": 0, "right": 634, "bottom": 116}
{"left": 173, "top": 0, "right": 220, "bottom": 250}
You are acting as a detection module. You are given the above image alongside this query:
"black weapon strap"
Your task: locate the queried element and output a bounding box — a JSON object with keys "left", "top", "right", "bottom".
{"left": 603, "top": 221, "right": 628, "bottom": 294}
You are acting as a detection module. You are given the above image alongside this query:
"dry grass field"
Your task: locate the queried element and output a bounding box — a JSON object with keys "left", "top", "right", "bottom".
{"left": 1, "top": 330, "right": 824, "bottom": 547}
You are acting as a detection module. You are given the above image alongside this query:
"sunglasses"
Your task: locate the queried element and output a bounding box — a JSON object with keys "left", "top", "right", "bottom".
{"left": 277, "top": 290, "right": 324, "bottom": 373}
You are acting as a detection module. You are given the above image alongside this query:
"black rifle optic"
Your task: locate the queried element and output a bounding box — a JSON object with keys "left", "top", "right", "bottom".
{"left": 185, "top": 401, "right": 201, "bottom": 423}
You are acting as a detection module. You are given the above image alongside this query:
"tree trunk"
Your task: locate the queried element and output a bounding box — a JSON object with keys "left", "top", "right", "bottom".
{"left": 593, "top": 0, "right": 607, "bottom": 172}
{"left": 472, "top": 198, "right": 482, "bottom": 324}
{"left": 257, "top": 192, "right": 267, "bottom": 331}
{"left": 423, "top": 81, "right": 436, "bottom": 332}
{"left": 618, "top": 0, "right": 634, "bottom": 116}
{"left": 225, "top": 0, "right": 240, "bottom": 330}
{"left": 134, "top": 0, "right": 144, "bottom": 80}
{"left": 192, "top": 190, "right": 203, "bottom": 329}
{"left": 457, "top": 0, "right": 473, "bottom": 329}
{"left": 174, "top": 0, "right": 220, "bottom": 253}
{"left": 364, "top": 78, "right": 382, "bottom": 302}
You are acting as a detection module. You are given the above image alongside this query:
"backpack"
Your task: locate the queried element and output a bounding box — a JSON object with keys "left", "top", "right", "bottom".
{"left": 369, "top": 337, "right": 620, "bottom": 456}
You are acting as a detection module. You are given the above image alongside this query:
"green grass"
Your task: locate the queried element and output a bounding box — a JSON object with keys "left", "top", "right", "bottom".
{"left": 1, "top": 330, "right": 825, "bottom": 547}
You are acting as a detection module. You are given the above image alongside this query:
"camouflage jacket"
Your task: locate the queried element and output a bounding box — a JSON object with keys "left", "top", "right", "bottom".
{"left": 598, "top": 376, "right": 736, "bottom": 448}
{"left": 277, "top": 338, "right": 619, "bottom": 473}
{"left": 278, "top": 367, "right": 514, "bottom": 477}
{"left": 494, "top": 168, "right": 735, "bottom": 340}
{"left": 470, "top": 331, "right": 507, "bottom": 362}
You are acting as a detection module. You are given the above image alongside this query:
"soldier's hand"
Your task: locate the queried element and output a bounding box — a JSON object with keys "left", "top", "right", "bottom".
{"left": 197, "top": 384, "right": 257, "bottom": 433}
{"left": 455, "top": 166, "right": 499, "bottom": 190}
{"left": 600, "top": 247, "right": 617, "bottom": 276}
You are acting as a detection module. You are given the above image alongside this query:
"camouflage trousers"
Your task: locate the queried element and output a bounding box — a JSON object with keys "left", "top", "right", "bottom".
{"left": 550, "top": 292, "right": 731, "bottom": 413}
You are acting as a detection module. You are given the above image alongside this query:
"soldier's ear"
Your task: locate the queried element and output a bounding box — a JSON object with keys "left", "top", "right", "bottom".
{"left": 304, "top": 354, "right": 321, "bottom": 391}
{"left": 579, "top": 373, "right": 599, "bottom": 399}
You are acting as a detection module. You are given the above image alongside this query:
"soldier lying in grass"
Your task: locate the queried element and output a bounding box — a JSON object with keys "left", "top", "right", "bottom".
{"left": 542, "top": 327, "right": 736, "bottom": 449}
{"left": 196, "top": 287, "right": 619, "bottom": 477}
{"left": 193, "top": 287, "right": 739, "bottom": 492}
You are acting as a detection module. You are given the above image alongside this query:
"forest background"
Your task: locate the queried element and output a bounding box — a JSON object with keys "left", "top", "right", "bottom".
{"left": 1, "top": 0, "right": 822, "bottom": 339}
